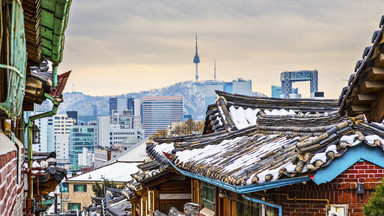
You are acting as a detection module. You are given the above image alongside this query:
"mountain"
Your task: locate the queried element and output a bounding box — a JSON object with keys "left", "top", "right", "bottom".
{"left": 58, "top": 81, "right": 266, "bottom": 120}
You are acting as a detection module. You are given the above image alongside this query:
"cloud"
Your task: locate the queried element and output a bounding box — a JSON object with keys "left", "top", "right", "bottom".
{"left": 60, "top": 0, "right": 384, "bottom": 98}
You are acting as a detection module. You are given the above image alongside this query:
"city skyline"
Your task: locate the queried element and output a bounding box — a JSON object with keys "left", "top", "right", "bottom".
{"left": 59, "top": 0, "right": 384, "bottom": 98}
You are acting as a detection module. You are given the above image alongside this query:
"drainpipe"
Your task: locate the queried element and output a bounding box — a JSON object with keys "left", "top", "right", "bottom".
{"left": 52, "top": 65, "right": 58, "bottom": 87}
{"left": 28, "top": 93, "right": 60, "bottom": 167}
{"left": 242, "top": 195, "right": 283, "bottom": 216}
{"left": 27, "top": 93, "right": 61, "bottom": 203}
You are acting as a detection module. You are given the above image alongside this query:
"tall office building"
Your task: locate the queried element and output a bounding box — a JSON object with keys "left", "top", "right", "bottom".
{"left": 204, "top": 81, "right": 225, "bottom": 108}
{"left": 66, "top": 111, "right": 78, "bottom": 124}
{"left": 109, "top": 97, "right": 129, "bottom": 115}
{"left": 232, "top": 78, "right": 252, "bottom": 95}
{"left": 134, "top": 98, "right": 141, "bottom": 117}
{"left": 109, "top": 97, "right": 141, "bottom": 116}
{"left": 77, "top": 104, "right": 98, "bottom": 124}
{"left": 142, "top": 96, "right": 183, "bottom": 138}
{"left": 69, "top": 125, "right": 95, "bottom": 166}
{"left": 127, "top": 97, "right": 134, "bottom": 113}
{"left": 109, "top": 97, "right": 118, "bottom": 116}
{"left": 271, "top": 85, "right": 299, "bottom": 98}
{"left": 96, "top": 112, "right": 144, "bottom": 148}
{"left": 204, "top": 78, "right": 252, "bottom": 108}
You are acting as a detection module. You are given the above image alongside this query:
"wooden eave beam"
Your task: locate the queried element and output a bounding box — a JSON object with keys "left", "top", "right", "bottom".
{"left": 136, "top": 187, "right": 148, "bottom": 196}
{"left": 357, "top": 94, "right": 378, "bottom": 102}
{"left": 364, "top": 81, "right": 384, "bottom": 89}
{"left": 351, "top": 105, "right": 371, "bottom": 112}
{"left": 367, "top": 67, "right": 384, "bottom": 81}
{"left": 366, "top": 89, "right": 384, "bottom": 122}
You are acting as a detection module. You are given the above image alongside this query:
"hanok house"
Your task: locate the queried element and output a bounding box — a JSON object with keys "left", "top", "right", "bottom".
{"left": 128, "top": 88, "right": 384, "bottom": 216}
{"left": 339, "top": 15, "right": 384, "bottom": 123}
{"left": 64, "top": 161, "right": 141, "bottom": 212}
{"left": 125, "top": 154, "right": 194, "bottom": 216}
{"left": 0, "top": 0, "right": 72, "bottom": 215}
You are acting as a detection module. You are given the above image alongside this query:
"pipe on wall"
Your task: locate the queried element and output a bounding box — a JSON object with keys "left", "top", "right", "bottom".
{"left": 273, "top": 193, "right": 330, "bottom": 210}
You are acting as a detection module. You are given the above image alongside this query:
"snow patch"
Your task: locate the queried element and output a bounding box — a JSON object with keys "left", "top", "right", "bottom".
{"left": 310, "top": 152, "right": 327, "bottom": 163}
{"left": 153, "top": 143, "right": 174, "bottom": 154}
{"left": 340, "top": 135, "right": 358, "bottom": 144}
{"left": 365, "top": 135, "right": 384, "bottom": 145}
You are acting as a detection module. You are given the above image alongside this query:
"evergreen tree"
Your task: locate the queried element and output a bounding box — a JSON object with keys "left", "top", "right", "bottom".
{"left": 364, "top": 180, "right": 384, "bottom": 216}
{"left": 92, "top": 179, "right": 123, "bottom": 197}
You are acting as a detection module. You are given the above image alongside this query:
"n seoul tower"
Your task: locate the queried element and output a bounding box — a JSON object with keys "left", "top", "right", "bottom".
{"left": 193, "top": 34, "right": 200, "bottom": 81}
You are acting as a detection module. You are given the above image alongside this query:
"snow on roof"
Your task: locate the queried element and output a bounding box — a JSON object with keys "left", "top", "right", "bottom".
{"left": 105, "top": 139, "right": 147, "bottom": 165}
{"left": 229, "top": 105, "right": 299, "bottom": 129}
{"left": 68, "top": 162, "right": 140, "bottom": 182}
{"left": 174, "top": 133, "right": 300, "bottom": 184}
{"left": 153, "top": 142, "right": 174, "bottom": 154}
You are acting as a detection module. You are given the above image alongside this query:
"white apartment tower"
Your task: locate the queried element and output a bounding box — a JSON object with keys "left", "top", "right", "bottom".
{"left": 54, "top": 114, "right": 75, "bottom": 165}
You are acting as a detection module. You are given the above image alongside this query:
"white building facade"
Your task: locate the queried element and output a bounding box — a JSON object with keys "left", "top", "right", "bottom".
{"left": 54, "top": 114, "right": 74, "bottom": 165}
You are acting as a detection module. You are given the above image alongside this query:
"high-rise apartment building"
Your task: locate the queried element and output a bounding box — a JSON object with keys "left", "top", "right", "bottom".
{"left": 54, "top": 114, "right": 75, "bottom": 165}
{"left": 142, "top": 96, "right": 183, "bottom": 137}
{"left": 54, "top": 114, "right": 75, "bottom": 135}
{"left": 56, "top": 134, "right": 70, "bottom": 165}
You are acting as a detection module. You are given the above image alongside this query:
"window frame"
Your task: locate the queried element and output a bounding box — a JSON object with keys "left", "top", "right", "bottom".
{"left": 201, "top": 182, "right": 216, "bottom": 211}
{"left": 73, "top": 184, "right": 87, "bottom": 192}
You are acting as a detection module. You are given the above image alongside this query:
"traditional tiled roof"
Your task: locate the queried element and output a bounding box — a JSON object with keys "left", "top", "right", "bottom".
{"left": 137, "top": 160, "right": 160, "bottom": 171}
{"left": 31, "top": 152, "right": 67, "bottom": 198}
{"left": 23, "top": 0, "right": 72, "bottom": 66}
{"left": 67, "top": 162, "right": 140, "bottom": 183}
{"left": 124, "top": 149, "right": 173, "bottom": 200}
{"left": 339, "top": 15, "right": 384, "bottom": 122}
{"left": 204, "top": 91, "right": 339, "bottom": 133}
{"left": 149, "top": 109, "right": 384, "bottom": 187}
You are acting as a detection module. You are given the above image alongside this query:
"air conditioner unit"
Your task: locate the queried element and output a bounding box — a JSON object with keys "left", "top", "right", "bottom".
{"left": 328, "top": 205, "right": 347, "bottom": 216}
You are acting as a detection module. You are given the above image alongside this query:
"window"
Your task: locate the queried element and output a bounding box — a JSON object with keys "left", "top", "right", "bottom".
{"left": 68, "top": 203, "right": 81, "bottom": 210}
{"left": 236, "top": 194, "right": 260, "bottom": 216}
{"left": 61, "top": 183, "right": 69, "bottom": 193}
{"left": 74, "top": 184, "right": 87, "bottom": 192}
{"left": 202, "top": 182, "right": 215, "bottom": 211}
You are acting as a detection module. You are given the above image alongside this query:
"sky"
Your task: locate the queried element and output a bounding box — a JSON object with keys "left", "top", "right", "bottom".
{"left": 59, "top": 0, "right": 384, "bottom": 98}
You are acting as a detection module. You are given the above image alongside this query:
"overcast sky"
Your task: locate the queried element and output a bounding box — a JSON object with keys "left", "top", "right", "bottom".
{"left": 59, "top": 0, "right": 384, "bottom": 98}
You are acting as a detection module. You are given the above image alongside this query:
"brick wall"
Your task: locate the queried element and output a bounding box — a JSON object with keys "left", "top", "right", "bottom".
{"left": 0, "top": 150, "right": 24, "bottom": 216}
{"left": 272, "top": 161, "right": 383, "bottom": 216}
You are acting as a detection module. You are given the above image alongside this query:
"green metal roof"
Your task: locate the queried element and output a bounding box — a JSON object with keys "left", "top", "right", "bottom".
{"left": 40, "top": 0, "right": 72, "bottom": 65}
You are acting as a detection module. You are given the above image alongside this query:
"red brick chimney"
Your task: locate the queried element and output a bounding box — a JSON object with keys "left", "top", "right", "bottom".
{"left": 107, "top": 149, "right": 111, "bottom": 161}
